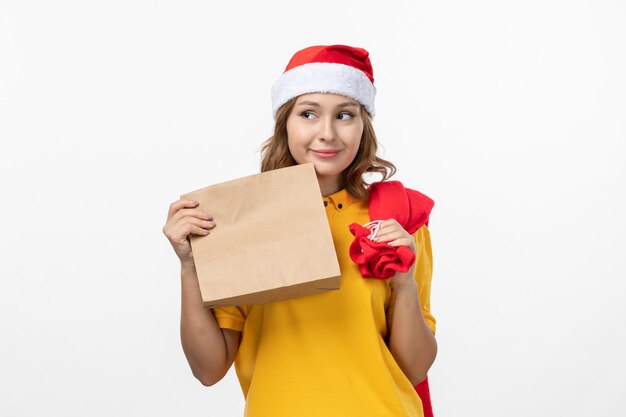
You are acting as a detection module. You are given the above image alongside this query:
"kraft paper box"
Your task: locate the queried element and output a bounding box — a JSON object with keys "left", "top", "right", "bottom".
{"left": 180, "top": 164, "right": 341, "bottom": 307}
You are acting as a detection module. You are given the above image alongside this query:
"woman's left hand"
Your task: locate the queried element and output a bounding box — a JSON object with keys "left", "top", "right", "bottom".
{"left": 370, "top": 219, "right": 417, "bottom": 288}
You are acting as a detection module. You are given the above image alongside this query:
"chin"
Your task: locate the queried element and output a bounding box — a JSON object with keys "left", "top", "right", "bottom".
{"left": 293, "top": 155, "right": 351, "bottom": 179}
{"left": 311, "top": 164, "right": 347, "bottom": 178}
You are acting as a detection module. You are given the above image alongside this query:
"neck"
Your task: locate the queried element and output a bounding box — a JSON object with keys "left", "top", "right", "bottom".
{"left": 318, "top": 176, "right": 342, "bottom": 197}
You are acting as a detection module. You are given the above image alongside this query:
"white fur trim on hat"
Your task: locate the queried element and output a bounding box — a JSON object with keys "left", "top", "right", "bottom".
{"left": 271, "top": 62, "right": 376, "bottom": 120}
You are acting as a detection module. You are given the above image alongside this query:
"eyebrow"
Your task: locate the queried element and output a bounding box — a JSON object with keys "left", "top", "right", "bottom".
{"left": 296, "top": 100, "right": 359, "bottom": 108}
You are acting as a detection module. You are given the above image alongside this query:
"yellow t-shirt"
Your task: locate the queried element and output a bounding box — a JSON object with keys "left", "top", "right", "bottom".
{"left": 212, "top": 188, "right": 436, "bottom": 417}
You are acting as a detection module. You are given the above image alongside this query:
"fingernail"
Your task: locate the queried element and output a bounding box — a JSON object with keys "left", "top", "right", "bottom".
{"left": 190, "top": 200, "right": 198, "bottom": 205}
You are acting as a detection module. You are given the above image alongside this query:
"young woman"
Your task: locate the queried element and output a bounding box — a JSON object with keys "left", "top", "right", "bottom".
{"left": 162, "top": 45, "right": 438, "bottom": 417}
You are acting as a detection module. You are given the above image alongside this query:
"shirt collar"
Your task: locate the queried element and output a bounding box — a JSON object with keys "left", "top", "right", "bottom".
{"left": 323, "top": 188, "right": 357, "bottom": 211}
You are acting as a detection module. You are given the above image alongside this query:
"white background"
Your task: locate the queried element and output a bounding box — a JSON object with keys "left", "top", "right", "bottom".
{"left": 1, "top": 1, "right": 625, "bottom": 416}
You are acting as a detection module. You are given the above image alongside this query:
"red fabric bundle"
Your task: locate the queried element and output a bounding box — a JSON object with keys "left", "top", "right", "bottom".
{"left": 348, "top": 181, "right": 434, "bottom": 280}
{"left": 348, "top": 223, "right": 416, "bottom": 279}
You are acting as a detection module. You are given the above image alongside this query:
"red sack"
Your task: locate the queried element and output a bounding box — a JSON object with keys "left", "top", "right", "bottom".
{"left": 348, "top": 222, "right": 416, "bottom": 278}
{"left": 349, "top": 181, "right": 434, "bottom": 280}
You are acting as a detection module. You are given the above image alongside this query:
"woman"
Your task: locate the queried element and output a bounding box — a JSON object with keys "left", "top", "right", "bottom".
{"left": 163, "top": 44, "right": 437, "bottom": 416}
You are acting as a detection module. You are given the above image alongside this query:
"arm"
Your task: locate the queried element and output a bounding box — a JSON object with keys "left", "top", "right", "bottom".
{"left": 180, "top": 262, "right": 240, "bottom": 386}
{"left": 374, "top": 221, "right": 438, "bottom": 385}
{"left": 387, "top": 275, "right": 438, "bottom": 385}
{"left": 163, "top": 198, "right": 240, "bottom": 386}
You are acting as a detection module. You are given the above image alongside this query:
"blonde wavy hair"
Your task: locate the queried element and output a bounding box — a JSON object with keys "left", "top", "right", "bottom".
{"left": 260, "top": 98, "right": 396, "bottom": 200}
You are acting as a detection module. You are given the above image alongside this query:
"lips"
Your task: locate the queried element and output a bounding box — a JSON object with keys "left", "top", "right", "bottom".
{"left": 311, "top": 149, "right": 340, "bottom": 158}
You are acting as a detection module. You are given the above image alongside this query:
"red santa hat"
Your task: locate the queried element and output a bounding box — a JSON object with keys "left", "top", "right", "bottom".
{"left": 271, "top": 44, "right": 377, "bottom": 120}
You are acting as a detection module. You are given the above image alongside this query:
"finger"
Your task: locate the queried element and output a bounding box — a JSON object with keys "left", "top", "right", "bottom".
{"left": 373, "top": 230, "right": 406, "bottom": 242}
{"left": 165, "top": 216, "right": 214, "bottom": 240}
{"left": 174, "top": 216, "right": 216, "bottom": 235}
{"left": 184, "top": 223, "right": 212, "bottom": 237}
{"left": 377, "top": 219, "right": 400, "bottom": 229}
{"left": 375, "top": 221, "right": 403, "bottom": 235}
{"left": 387, "top": 237, "right": 415, "bottom": 248}
{"left": 171, "top": 219, "right": 214, "bottom": 241}
{"left": 168, "top": 199, "right": 199, "bottom": 219}
{"left": 169, "top": 208, "right": 213, "bottom": 227}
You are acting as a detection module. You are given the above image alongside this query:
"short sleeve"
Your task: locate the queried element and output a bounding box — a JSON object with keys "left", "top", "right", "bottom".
{"left": 386, "top": 225, "right": 436, "bottom": 334}
{"left": 415, "top": 226, "right": 436, "bottom": 333}
{"left": 211, "top": 305, "right": 248, "bottom": 332}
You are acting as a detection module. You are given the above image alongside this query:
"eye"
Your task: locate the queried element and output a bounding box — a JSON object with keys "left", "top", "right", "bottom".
{"left": 300, "top": 111, "right": 316, "bottom": 119}
{"left": 337, "top": 112, "right": 354, "bottom": 120}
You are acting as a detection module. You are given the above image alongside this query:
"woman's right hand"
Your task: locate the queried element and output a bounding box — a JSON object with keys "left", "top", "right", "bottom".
{"left": 162, "top": 199, "right": 216, "bottom": 266}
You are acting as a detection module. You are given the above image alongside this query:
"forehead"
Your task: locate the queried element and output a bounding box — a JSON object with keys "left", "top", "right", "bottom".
{"left": 294, "top": 93, "right": 359, "bottom": 106}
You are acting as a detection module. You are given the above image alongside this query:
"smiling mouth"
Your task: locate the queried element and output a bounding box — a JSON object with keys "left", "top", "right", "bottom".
{"left": 311, "top": 149, "right": 341, "bottom": 158}
{"left": 311, "top": 149, "right": 340, "bottom": 154}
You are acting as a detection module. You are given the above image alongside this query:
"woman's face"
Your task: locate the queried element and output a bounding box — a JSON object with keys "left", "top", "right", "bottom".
{"left": 286, "top": 93, "right": 364, "bottom": 192}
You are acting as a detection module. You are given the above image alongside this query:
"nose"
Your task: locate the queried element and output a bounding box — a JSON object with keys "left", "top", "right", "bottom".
{"left": 319, "top": 116, "right": 336, "bottom": 142}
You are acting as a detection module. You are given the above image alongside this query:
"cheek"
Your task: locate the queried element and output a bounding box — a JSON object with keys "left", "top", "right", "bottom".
{"left": 346, "top": 127, "right": 364, "bottom": 155}
{"left": 347, "top": 141, "right": 361, "bottom": 163}
{"left": 286, "top": 130, "right": 306, "bottom": 164}
{"left": 286, "top": 139, "right": 299, "bottom": 162}
{"left": 286, "top": 121, "right": 297, "bottom": 151}
{"left": 287, "top": 124, "right": 310, "bottom": 152}
{"left": 286, "top": 130, "right": 299, "bottom": 152}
